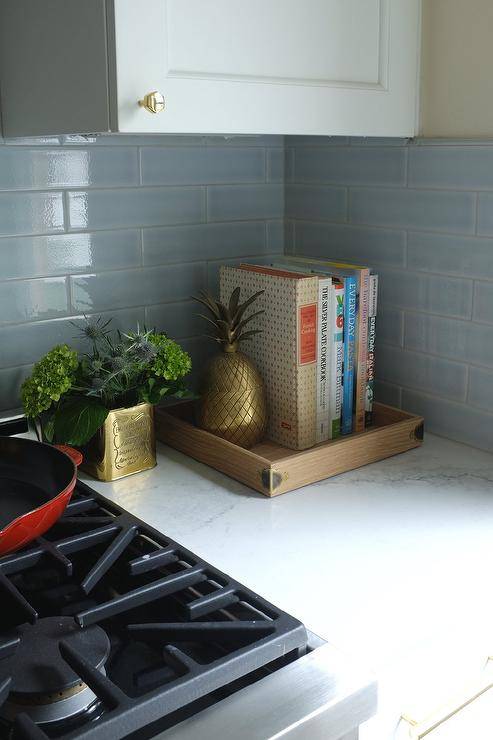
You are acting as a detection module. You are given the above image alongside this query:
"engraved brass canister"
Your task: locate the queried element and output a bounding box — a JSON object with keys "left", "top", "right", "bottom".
{"left": 81, "top": 402, "right": 156, "bottom": 481}
{"left": 197, "top": 348, "right": 267, "bottom": 449}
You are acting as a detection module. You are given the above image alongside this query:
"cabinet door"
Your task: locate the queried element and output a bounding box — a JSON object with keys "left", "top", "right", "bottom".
{"left": 113, "top": 0, "right": 420, "bottom": 136}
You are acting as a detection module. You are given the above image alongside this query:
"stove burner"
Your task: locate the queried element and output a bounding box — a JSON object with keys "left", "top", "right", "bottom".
{"left": 0, "top": 482, "right": 307, "bottom": 740}
{"left": 0, "top": 616, "right": 109, "bottom": 725}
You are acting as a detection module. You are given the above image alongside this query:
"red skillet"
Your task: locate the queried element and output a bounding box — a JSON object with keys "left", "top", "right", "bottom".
{"left": 0, "top": 436, "right": 82, "bottom": 557}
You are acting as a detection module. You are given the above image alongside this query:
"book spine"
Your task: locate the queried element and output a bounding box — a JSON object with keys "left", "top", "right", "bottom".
{"left": 365, "top": 274, "right": 378, "bottom": 427}
{"left": 330, "top": 282, "right": 344, "bottom": 439}
{"left": 342, "top": 276, "right": 357, "bottom": 435}
{"left": 296, "top": 282, "right": 319, "bottom": 450}
{"left": 354, "top": 269, "right": 370, "bottom": 432}
{"left": 316, "top": 279, "right": 331, "bottom": 443}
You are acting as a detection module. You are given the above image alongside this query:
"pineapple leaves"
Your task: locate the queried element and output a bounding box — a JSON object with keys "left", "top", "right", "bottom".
{"left": 192, "top": 287, "right": 264, "bottom": 348}
{"left": 236, "top": 329, "right": 262, "bottom": 342}
{"left": 232, "top": 310, "right": 264, "bottom": 338}
{"left": 192, "top": 291, "right": 222, "bottom": 320}
{"left": 228, "top": 286, "right": 241, "bottom": 318}
{"left": 232, "top": 290, "right": 265, "bottom": 325}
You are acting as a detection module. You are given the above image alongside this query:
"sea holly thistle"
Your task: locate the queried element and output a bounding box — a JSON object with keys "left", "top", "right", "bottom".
{"left": 21, "top": 317, "right": 192, "bottom": 447}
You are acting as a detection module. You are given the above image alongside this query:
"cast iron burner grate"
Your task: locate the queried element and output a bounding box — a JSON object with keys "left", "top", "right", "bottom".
{"left": 0, "top": 480, "right": 307, "bottom": 739}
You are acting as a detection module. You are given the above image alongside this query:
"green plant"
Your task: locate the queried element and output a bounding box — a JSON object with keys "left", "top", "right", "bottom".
{"left": 21, "top": 318, "right": 192, "bottom": 447}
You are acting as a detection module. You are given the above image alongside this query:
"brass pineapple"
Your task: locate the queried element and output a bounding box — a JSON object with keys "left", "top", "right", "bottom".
{"left": 194, "top": 287, "right": 268, "bottom": 449}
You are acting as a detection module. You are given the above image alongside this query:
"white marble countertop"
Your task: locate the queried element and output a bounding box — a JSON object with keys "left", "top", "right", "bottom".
{"left": 81, "top": 432, "right": 493, "bottom": 738}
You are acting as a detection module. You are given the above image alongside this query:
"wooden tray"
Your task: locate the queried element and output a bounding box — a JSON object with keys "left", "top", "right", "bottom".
{"left": 155, "top": 402, "right": 424, "bottom": 497}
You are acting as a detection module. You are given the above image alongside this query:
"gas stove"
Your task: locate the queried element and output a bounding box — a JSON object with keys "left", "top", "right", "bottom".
{"left": 0, "top": 480, "right": 314, "bottom": 739}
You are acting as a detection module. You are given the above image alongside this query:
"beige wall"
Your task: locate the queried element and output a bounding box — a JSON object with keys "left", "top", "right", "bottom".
{"left": 421, "top": 0, "right": 493, "bottom": 137}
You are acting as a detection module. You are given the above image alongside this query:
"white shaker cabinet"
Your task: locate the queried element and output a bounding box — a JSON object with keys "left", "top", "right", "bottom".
{"left": 0, "top": 0, "right": 421, "bottom": 138}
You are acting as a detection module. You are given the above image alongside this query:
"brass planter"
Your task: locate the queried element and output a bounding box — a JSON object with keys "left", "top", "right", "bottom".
{"left": 81, "top": 402, "right": 156, "bottom": 482}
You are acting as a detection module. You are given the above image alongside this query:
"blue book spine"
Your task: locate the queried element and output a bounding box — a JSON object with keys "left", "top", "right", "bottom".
{"left": 342, "top": 276, "right": 357, "bottom": 435}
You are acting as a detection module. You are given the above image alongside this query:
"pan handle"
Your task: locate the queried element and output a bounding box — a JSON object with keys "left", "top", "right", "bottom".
{"left": 54, "top": 444, "right": 83, "bottom": 467}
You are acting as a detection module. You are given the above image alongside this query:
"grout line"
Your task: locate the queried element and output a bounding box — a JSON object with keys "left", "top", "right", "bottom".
{"left": 474, "top": 191, "right": 480, "bottom": 235}
{"left": 139, "top": 228, "right": 144, "bottom": 266}
{"left": 138, "top": 146, "right": 143, "bottom": 186}
{"left": 465, "top": 365, "right": 471, "bottom": 404}
{"left": 61, "top": 191, "right": 70, "bottom": 232}
{"left": 66, "top": 275, "right": 73, "bottom": 314}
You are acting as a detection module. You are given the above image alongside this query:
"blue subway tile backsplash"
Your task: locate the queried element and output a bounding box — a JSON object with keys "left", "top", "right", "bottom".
{"left": 0, "top": 277, "right": 69, "bottom": 325}
{"left": 293, "top": 145, "right": 407, "bottom": 186}
{"left": 0, "top": 135, "right": 284, "bottom": 411}
{"left": 0, "top": 147, "right": 139, "bottom": 190}
{"left": 349, "top": 186, "right": 476, "bottom": 233}
{"left": 1, "top": 132, "right": 493, "bottom": 453}
{"left": 286, "top": 137, "right": 493, "bottom": 452}
{"left": 68, "top": 187, "right": 206, "bottom": 231}
{"left": 0, "top": 191, "right": 64, "bottom": 236}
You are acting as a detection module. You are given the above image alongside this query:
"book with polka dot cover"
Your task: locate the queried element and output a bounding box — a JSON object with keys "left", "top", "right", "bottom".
{"left": 220, "top": 264, "right": 319, "bottom": 450}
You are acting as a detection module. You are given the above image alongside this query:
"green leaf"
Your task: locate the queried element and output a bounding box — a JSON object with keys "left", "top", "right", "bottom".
{"left": 54, "top": 397, "right": 109, "bottom": 446}
{"left": 42, "top": 415, "right": 55, "bottom": 443}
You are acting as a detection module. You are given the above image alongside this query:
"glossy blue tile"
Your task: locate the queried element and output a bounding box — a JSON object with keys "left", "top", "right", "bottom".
{"left": 473, "top": 281, "right": 493, "bottom": 323}
{"left": 404, "top": 313, "right": 493, "bottom": 368}
{"left": 378, "top": 269, "right": 473, "bottom": 319}
{"left": 0, "top": 191, "right": 64, "bottom": 236}
{"left": 477, "top": 193, "right": 493, "bottom": 236}
{"left": 468, "top": 367, "right": 493, "bottom": 412}
{"left": 71, "top": 263, "right": 206, "bottom": 313}
{"left": 377, "top": 307, "right": 404, "bottom": 347}
{"left": 293, "top": 221, "right": 406, "bottom": 267}
{"left": 409, "top": 146, "right": 493, "bottom": 189}
{"left": 0, "top": 277, "right": 68, "bottom": 325}
{"left": 0, "top": 365, "right": 33, "bottom": 412}
{"left": 402, "top": 390, "right": 493, "bottom": 453}
{"left": 145, "top": 300, "right": 204, "bottom": 339}
{"left": 378, "top": 344, "right": 467, "bottom": 401}
{"left": 179, "top": 336, "right": 217, "bottom": 390}
{"left": 142, "top": 222, "right": 266, "bottom": 266}
{"left": 0, "top": 148, "right": 138, "bottom": 190}
{"left": 0, "top": 231, "right": 141, "bottom": 280}
{"left": 68, "top": 187, "right": 205, "bottom": 230}
{"left": 141, "top": 147, "right": 265, "bottom": 185}
{"left": 374, "top": 380, "right": 402, "bottom": 407}
{"left": 294, "top": 146, "right": 406, "bottom": 186}
{"left": 0, "top": 307, "right": 145, "bottom": 369}
{"left": 207, "top": 185, "right": 283, "bottom": 222}
{"left": 285, "top": 185, "right": 347, "bottom": 222}
{"left": 266, "top": 148, "right": 284, "bottom": 183}
{"left": 266, "top": 221, "right": 285, "bottom": 252}
{"left": 349, "top": 187, "right": 476, "bottom": 233}
{"left": 407, "top": 232, "right": 493, "bottom": 280}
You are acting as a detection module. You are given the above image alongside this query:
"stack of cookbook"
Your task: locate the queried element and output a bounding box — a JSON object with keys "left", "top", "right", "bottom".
{"left": 220, "top": 257, "right": 378, "bottom": 451}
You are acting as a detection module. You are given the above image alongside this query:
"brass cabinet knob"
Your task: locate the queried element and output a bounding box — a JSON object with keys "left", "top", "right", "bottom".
{"left": 138, "top": 91, "right": 165, "bottom": 114}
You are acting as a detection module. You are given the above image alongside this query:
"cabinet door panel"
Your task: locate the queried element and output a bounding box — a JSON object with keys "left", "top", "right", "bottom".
{"left": 114, "top": 0, "right": 419, "bottom": 136}
{"left": 166, "top": 0, "right": 381, "bottom": 86}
